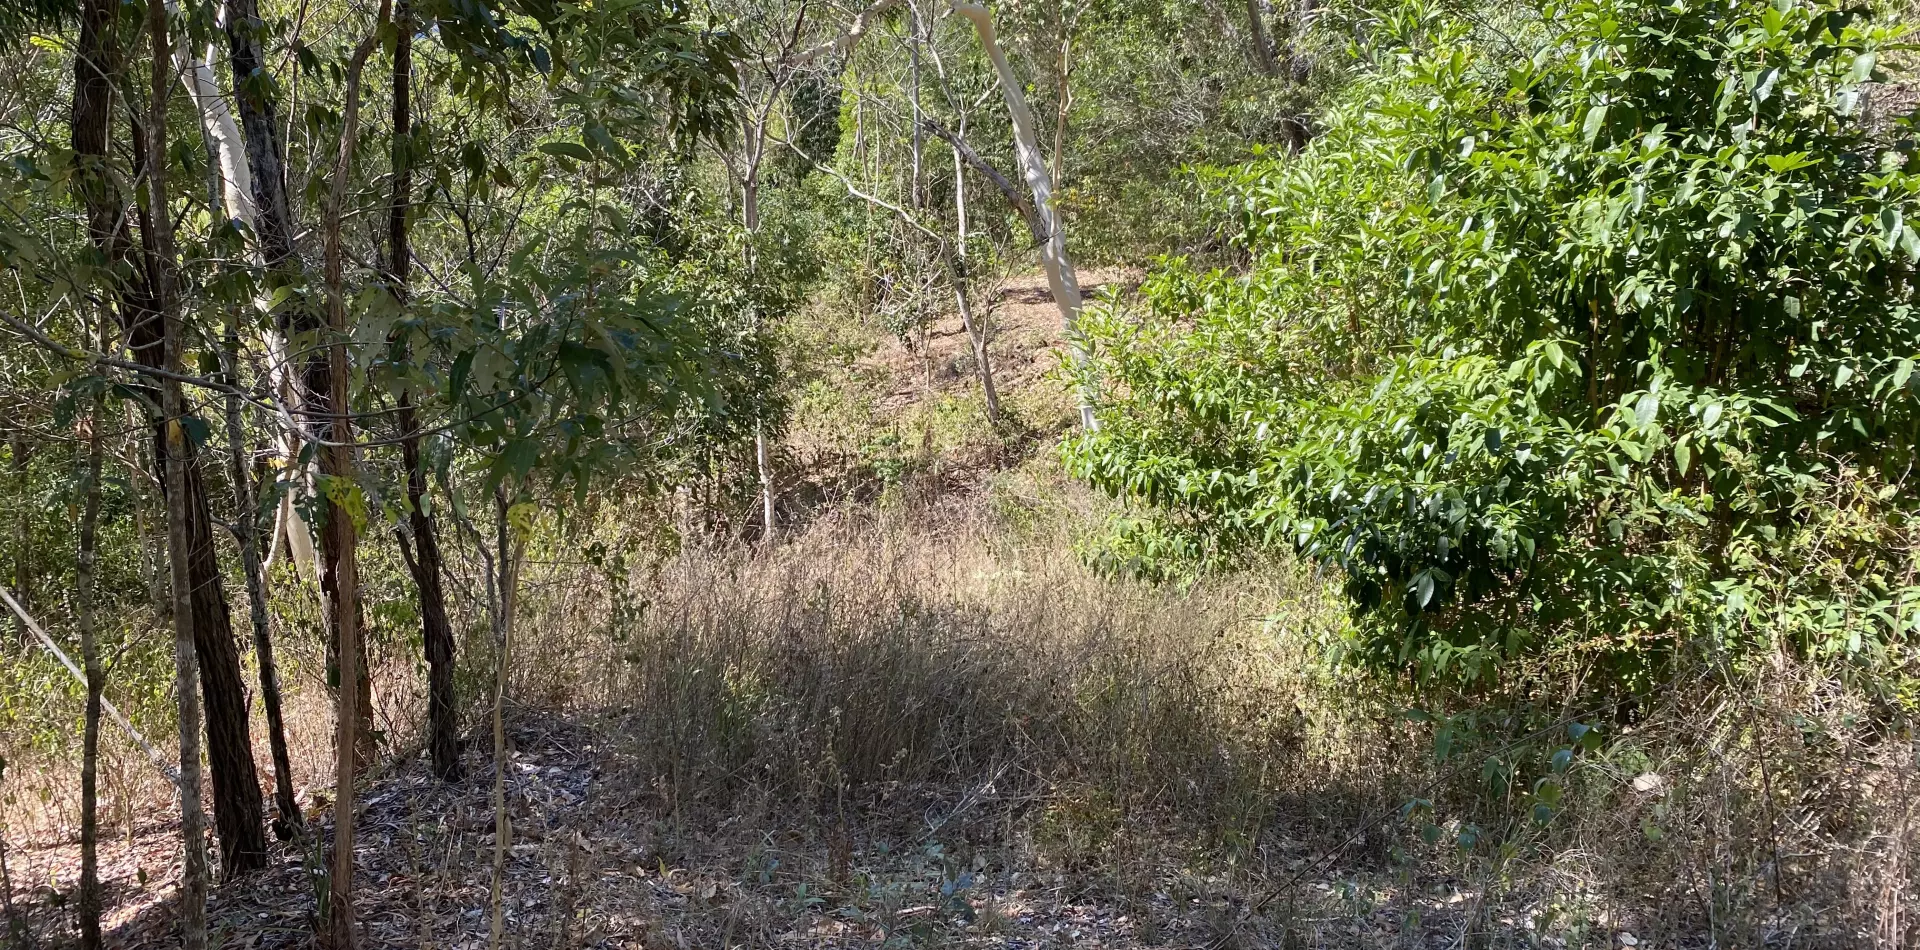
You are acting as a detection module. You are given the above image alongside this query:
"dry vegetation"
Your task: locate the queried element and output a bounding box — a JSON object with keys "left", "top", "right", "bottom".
{"left": 6, "top": 466, "right": 1915, "bottom": 947}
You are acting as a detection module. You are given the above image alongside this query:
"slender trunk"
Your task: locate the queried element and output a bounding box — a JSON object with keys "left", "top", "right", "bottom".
{"left": 222, "top": 311, "right": 303, "bottom": 839}
{"left": 486, "top": 488, "right": 523, "bottom": 950}
{"left": 1050, "top": 33, "right": 1071, "bottom": 189}
{"left": 1245, "top": 0, "right": 1279, "bottom": 75}
{"left": 952, "top": 1, "right": 1095, "bottom": 429}
{"left": 226, "top": 0, "right": 323, "bottom": 588}
{"left": 78, "top": 314, "right": 107, "bottom": 950}
{"left": 147, "top": 3, "right": 211, "bottom": 945}
{"left": 383, "top": 2, "right": 459, "bottom": 782}
{"left": 321, "top": 11, "right": 388, "bottom": 948}
{"left": 73, "top": 32, "right": 126, "bottom": 935}
{"left": 742, "top": 122, "right": 776, "bottom": 540}
{"left": 754, "top": 426, "right": 776, "bottom": 539}
{"left": 0, "top": 760, "right": 19, "bottom": 948}
{"left": 949, "top": 131, "right": 1000, "bottom": 423}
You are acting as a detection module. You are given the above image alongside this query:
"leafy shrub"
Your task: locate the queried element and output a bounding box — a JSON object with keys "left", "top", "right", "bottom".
{"left": 1070, "top": 0, "right": 1920, "bottom": 689}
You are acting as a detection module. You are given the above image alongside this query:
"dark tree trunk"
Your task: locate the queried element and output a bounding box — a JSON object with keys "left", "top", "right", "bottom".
{"left": 223, "top": 0, "right": 296, "bottom": 271}
{"left": 71, "top": 20, "right": 119, "bottom": 933}
{"left": 124, "top": 66, "right": 269, "bottom": 884}
{"left": 383, "top": 1, "right": 460, "bottom": 782}
{"left": 223, "top": 317, "right": 304, "bottom": 839}
{"left": 1246, "top": 0, "right": 1279, "bottom": 75}
{"left": 77, "top": 353, "right": 106, "bottom": 950}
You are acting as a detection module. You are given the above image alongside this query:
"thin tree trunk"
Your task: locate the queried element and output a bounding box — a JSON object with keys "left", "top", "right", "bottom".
{"left": 147, "top": 2, "right": 211, "bottom": 945}
{"left": 754, "top": 426, "right": 776, "bottom": 539}
{"left": 321, "top": 10, "right": 389, "bottom": 948}
{"left": 741, "top": 115, "right": 776, "bottom": 541}
{"left": 383, "top": 0, "right": 460, "bottom": 783}
{"left": 0, "top": 760, "right": 19, "bottom": 948}
{"left": 952, "top": 1, "right": 1095, "bottom": 429}
{"left": 486, "top": 487, "right": 524, "bottom": 950}
{"left": 949, "top": 128, "right": 1000, "bottom": 423}
{"left": 1245, "top": 0, "right": 1279, "bottom": 75}
{"left": 73, "top": 27, "right": 124, "bottom": 939}
{"left": 222, "top": 310, "right": 302, "bottom": 839}
{"left": 225, "top": 0, "right": 324, "bottom": 588}
{"left": 1050, "top": 33, "right": 1071, "bottom": 189}
{"left": 78, "top": 313, "right": 107, "bottom": 950}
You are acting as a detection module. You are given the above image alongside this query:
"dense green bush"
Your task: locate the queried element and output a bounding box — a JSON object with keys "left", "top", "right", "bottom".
{"left": 1071, "top": 0, "right": 1920, "bottom": 691}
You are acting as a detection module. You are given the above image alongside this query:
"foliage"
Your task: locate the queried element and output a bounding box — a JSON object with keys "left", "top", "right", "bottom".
{"left": 1071, "top": 0, "right": 1920, "bottom": 690}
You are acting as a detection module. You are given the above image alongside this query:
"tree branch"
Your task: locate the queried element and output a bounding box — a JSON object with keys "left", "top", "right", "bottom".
{"left": 918, "top": 117, "right": 1042, "bottom": 244}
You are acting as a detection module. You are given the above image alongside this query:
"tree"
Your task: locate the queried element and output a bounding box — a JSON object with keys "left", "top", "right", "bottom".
{"left": 146, "top": 0, "right": 212, "bottom": 943}
{"left": 381, "top": 0, "right": 462, "bottom": 785}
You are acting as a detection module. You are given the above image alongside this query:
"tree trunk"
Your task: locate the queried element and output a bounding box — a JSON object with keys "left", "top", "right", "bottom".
{"left": 74, "top": 35, "right": 123, "bottom": 941}
{"left": 952, "top": 1, "right": 1095, "bottom": 430}
{"left": 0, "top": 758, "right": 20, "bottom": 948}
{"left": 485, "top": 488, "right": 524, "bottom": 950}
{"left": 741, "top": 116, "right": 776, "bottom": 541}
{"left": 383, "top": 1, "right": 460, "bottom": 783}
{"left": 321, "top": 12, "right": 387, "bottom": 946}
{"left": 222, "top": 310, "right": 303, "bottom": 840}
{"left": 146, "top": 2, "right": 212, "bottom": 945}
{"left": 1245, "top": 0, "right": 1279, "bottom": 75}
{"left": 948, "top": 116, "right": 1000, "bottom": 423}
{"left": 225, "top": 0, "right": 324, "bottom": 588}
{"left": 78, "top": 315, "right": 107, "bottom": 950}
{"left": 118, "top": 20, "right": 272, "bottom": 884}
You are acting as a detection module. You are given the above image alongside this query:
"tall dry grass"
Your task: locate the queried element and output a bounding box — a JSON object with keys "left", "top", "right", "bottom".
{"left": 499, "top": 479, "right": 1918, "bottom": 946}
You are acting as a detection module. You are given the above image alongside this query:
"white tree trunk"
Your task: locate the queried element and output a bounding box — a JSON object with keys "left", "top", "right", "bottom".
{"left": 176, "top": 28, "right": 323, "bottom": 585}
{"left": 951, "top": 1, "right": 1096, "bottom": 429}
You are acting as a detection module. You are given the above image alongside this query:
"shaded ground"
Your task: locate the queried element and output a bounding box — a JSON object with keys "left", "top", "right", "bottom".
{"left": 5, "top": 712, "right": 1756, "bottom": 950}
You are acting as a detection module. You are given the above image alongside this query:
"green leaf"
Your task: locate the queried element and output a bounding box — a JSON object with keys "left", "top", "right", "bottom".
{"left": 1850, "top": 52, "right": 1877, "bottom": 83}
{"left": 501, "top": 437, "right": 539, "bottom": 480}
{"left": 1674, "top": 438, "right": 1691, "bottom": 475}
{"left": 537, "top": 140, "right": 594, "bottom": 162}
{"left": 1583, "top": 104, "right": 1608, "bottom": 146}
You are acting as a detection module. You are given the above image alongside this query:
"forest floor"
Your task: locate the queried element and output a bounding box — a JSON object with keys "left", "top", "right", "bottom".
{"left": 5, "top": 712, "right": 1592, "bottom": 950}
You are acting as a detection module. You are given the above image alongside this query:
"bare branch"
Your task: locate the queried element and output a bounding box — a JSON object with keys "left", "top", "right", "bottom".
{"left": 917, "top": 117, "right": 1042, "bottom": 243}
{"left": 787, "top": 0, "right": 902, "bottom": 66}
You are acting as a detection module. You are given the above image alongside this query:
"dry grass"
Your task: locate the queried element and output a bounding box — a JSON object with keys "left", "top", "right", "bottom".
{"left": 3, "top": 467, "right": 1916, "bottom": 947}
